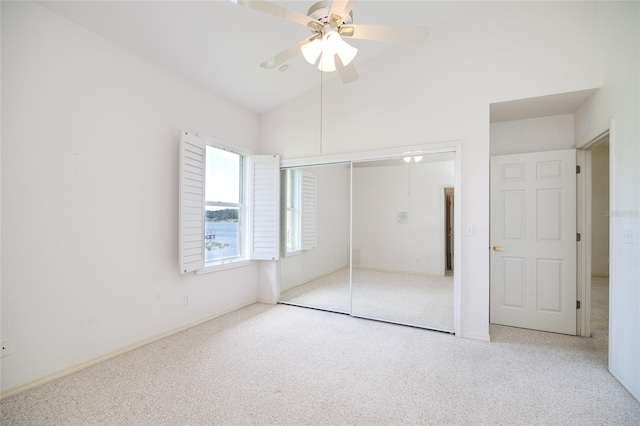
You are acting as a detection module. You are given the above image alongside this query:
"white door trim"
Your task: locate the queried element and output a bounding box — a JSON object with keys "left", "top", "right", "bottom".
{"left": 576, "top": 149, "right": 591, "bottom": 337}
{"left": 577, "top": 127, "right": 610, "bottom": 338}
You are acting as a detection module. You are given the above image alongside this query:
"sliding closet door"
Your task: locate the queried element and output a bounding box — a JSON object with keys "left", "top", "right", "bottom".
{"left": 279, "top": 163, "right": 351, "bottom": 313}
{"left": 351, "top": 156, "right": 455, "bottom": 331}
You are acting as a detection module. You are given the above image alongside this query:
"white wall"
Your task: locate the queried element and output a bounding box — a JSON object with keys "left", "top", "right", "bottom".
{"left": 352, "top": 160, "right": 455, "bottom": 275}
{"left": 591, "top": 143, "right": 610, "bottom": 276}
{"left": 574, "top": 2, "right": 639, "bottom": 402}
{"left": 260, "top": 1, "right": 601, "bottom": 341}
{"left": 1, "top": 2, "right": 260, "bottom": 392}
{"left": 490, "top": 114, "right": 575, "bottom": 156}
{"left": 280, "top": 164, "right": 350, "bottom": 291}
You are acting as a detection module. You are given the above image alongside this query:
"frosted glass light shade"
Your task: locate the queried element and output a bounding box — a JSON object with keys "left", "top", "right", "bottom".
{"left": 301, "top": 38, "right": 323, "bottom": 65}
{"left": 324, "top": 31, "right": 358, "bottom": 67}
{"left": 334, "top": 37, "right": 358, "bottom": 67}
{"left": 318, "top": 51, "right": 337, "bottom": 72}
{"left": 403, "top": 156, "right": 423, "bottom": 163}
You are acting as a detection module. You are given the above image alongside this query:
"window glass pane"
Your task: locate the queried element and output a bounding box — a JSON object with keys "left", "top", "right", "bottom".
{"left": 205, "top": 206, "right": 240, "bottom": 262}
{"left": 205, "top": 146, "right": 240, "bottom": 203}
{"left": 284, "top": 170, "right": 301, "bottom": 252}
{"left": 286, "top": 169, "right": 294, "bottom": 208}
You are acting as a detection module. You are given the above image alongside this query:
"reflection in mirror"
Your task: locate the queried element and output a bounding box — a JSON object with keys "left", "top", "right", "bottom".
{"left": 351, "top": 154, "right": 455, "bottom": 331}
{"left": 279, "top": 163, "right": 351, "bottom": 313}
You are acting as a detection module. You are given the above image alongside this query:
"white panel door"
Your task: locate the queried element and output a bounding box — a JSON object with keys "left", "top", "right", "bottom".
{"left": 490, "top": 149, "right": 577, "bottom": 335}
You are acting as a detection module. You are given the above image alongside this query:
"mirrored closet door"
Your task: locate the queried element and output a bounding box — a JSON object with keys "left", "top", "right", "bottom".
{"left": 279, "top": 163, "right": 351, "bottom": 313}
{"left": 279, "top": 153, "right": 455, "bottom": 332}
{"left": 351, "top": 155, "right": 455, "bottom": 331}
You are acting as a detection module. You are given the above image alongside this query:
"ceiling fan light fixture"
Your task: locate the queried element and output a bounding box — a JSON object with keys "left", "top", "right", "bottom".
{"left": 301, "top": 28, "right": 358, "bottom": 72}
{"left": 235, "top": 0, "right": 429, "bottom": 83}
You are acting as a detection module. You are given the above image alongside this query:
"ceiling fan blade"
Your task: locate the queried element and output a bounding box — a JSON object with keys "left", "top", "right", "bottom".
{"left": 233, "top": 0, "right": 315, "bottom": 28}
{"left": 340, "top": 24, "right": 430, "bottom": 44}
{"left": 335, "top": 54, "right": 359, "bottom": 84}
{"left": 260, "top": 35, "right": 318, "bottom": 69}
{"left": 328, "top": 0, "right": 357, "bottom": 26}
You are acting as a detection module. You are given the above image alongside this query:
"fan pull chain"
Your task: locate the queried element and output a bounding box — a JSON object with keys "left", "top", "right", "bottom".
{"left": 320, "top": 70, "right": 323, "bottom": 154}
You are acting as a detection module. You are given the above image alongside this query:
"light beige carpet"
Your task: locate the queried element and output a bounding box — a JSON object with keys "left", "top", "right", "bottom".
{"left": 2, "top": 277, "right": 639, "bottom": 425}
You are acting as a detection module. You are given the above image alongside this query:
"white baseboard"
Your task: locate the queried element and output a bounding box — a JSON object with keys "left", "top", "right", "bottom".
{"left": 461, "top": 331, "right": 491, "bottom": 342}
{"left": 0, "top": 299, "right": 257, "bottom": 400}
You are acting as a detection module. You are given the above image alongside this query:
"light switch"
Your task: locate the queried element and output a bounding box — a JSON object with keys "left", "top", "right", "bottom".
{"left": 623, "top": 228, "right": 634, "bottom": 244}
{"left": 466, "top": 225, "right": 474, "bottom": 236}
{"left": 397, "top": 211, "right": 408, "bottom": 224}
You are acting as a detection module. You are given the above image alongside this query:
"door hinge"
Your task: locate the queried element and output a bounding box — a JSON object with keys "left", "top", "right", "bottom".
{"left": 577, "top": 233, "right": 581, "bottom": 242}
{"left": 577, "top": 165, "right": 581, "bottom": 174}
{"left": 577, "top": 300, "right": 581, "bottom": 309}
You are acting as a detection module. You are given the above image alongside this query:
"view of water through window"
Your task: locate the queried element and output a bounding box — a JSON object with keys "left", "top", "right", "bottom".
{"left": 205, "top": 220, "right": 239, "bottom": 262}
{"left": 204, "top": 144, "right": 242, "bottom": 264}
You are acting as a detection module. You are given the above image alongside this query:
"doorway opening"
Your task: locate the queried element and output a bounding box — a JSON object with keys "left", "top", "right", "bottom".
{"left": 444, "top": 187, "right": 454, "bottom": 272}
{"left": 577, "top": 130, "right": 610, "bottom": 351}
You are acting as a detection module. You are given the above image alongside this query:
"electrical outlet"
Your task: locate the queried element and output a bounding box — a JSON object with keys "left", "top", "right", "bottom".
{"left": 1, "top": 340, "right": 12, "bottom": 357}
{"left": 184, "top": 294, "right": 190, "bottom": 305}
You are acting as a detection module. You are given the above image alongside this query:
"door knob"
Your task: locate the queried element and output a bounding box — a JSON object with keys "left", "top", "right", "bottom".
{"left": 492, "top": 245, "right": 506, "bottom": 252}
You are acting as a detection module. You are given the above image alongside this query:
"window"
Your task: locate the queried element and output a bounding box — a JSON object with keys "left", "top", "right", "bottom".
{"left": 205, "top": 145, "right": 242, "bottom": 263}
{"left": 179, "top": 131, "right": 280, "bottom": 273}
{"left": 282, "top": 168, "right": 316, "bottom": 256}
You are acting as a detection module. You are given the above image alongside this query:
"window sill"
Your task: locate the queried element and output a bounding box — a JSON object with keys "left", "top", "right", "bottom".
{"left": 196, "top": 259, "right": 254, "bottom": 275}
{"left": 283, "top": 250, "right": 303, "bottom": 258}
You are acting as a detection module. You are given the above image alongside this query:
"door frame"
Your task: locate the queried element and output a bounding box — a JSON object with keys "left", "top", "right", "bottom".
{"left": 576, "top": 127, "right": 611, "bottom": 338}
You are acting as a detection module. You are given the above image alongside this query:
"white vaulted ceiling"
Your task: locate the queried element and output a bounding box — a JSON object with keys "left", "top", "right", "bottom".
{"left": 36, "top": 1, "right": 473, "bottom": 114}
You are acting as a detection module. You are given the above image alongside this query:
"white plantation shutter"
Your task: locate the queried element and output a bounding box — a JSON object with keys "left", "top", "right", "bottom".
{"left": 249, "top": 155, "right": 280, "bottom": 260}
{"left": 279, "top": 169, "right": 288, "bottom": 258}
{"left": 301, "top": 171, "right": 316, "bottom": 250}
{"left": 179, "top": 131, "right": 205, "bottom": 273}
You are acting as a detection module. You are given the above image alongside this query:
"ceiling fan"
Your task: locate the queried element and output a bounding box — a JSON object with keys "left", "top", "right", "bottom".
{"left": 231, "top": 0, "right": 430, "bottom": 83}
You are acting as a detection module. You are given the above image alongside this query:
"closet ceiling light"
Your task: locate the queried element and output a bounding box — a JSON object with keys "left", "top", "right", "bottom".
{"left": 404, "top": 156, "right": 423, "bottom": 163}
